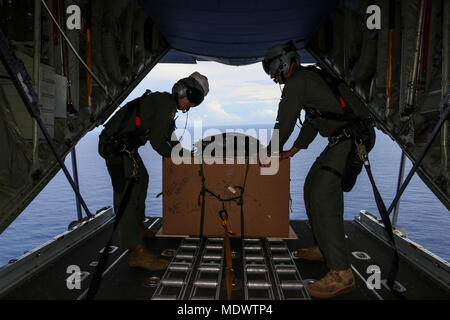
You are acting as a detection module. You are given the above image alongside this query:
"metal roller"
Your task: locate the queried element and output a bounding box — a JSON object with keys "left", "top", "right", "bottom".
{"left": 245, "top": 256, "right": 265, "bottom": 262}
{"left": 271, "top": 255, "right": 292, "bottom": 262}
{"left": 205, "top": 244, "right": 223, "bottom": 250}
{"left": 202, "top": 254, "right": 222, "bottom": 260}
{"left": 269, "top": 246, "right": 288, "bottom": 252}
{"left": 198, "top": 265, "right": 221, "bottom": 273}
{"left": 180, "top": 244, "right": 199, "bottom": 250}
{"left": 160, "top": 279, "right": 185, "bottom": 287}
{"left": 245, "top": 266, "right": 268, "bottom": 274}
{"left": 151, "top": 294, "right": 178, "bottom": 300}
{"left": 280, "top": 281, "right": 305, "bottom": 290}
{"left": 168, "top": 263, "right": 190, "bottom": 272}
{"left": 244, "top": 245, "right": 262, "bottom": 251}
{"left": 275, "top": 266, "right": 298, "bottom": 274}
{"left": 194, "top": 279, "right": 218, "bottom": 288}
{"left": 175, "top": 253, "right": 195, "bottom": 260}
{"left": 247, "top": 280, "right": 271, "bottom": 289}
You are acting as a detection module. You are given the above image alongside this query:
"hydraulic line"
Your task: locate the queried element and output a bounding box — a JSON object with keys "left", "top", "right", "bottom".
{"left": 403, "top": 0, "right": 426, "bottom": 118}
{"left": 442, "top": 0, "right": 449, "bottom": 178}
{"left": 31, "top": 0, "right": 41, "bottom": 177}
{"left": 86, "top": 1, "right": 92, "bottom": 107}
{"left": 57, "top": 0, "right": 74, "bottom": 113}
{"left": 386, "top": 0, "right": 395, "bottom": 110}
{"left": 40, "top": 0, "right": 110, "bottom": 99}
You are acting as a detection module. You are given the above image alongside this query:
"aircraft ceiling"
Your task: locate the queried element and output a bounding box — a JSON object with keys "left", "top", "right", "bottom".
{"left": 138, "top": 0, "right": 340, "bottom": 65}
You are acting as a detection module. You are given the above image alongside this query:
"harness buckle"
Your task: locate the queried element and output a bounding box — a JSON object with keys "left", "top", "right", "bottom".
{"left": 356, "top": 141, "right": 368, "bottom": 162}
{"left": 343, "top": 128, "right": 351, "bottom": 138}
{"left": 328, "top": 126, "right": 354, "bottom": 147}
{"left": 328, "top": 136, "right": 338, "bottom": 147}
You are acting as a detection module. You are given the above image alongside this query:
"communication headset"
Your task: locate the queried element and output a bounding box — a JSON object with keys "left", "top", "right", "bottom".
{"left": 172, "top": 79, "right": 205, "bottom": 106}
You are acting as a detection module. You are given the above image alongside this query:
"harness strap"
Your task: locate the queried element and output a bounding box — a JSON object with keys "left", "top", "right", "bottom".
{"left": 363, "top": 159, "right": 400, "bottom": 292}
{"left": 320, "top": 165, "right": 342, "bottom": 178}
{"left": 197, "top": 158, "right": 250, "bottom": 239}
{"left": 86, "top": 176, "right": 137, "bottom": 300}
{"left": 301, "top": 65, "right": 349, "bottom": 111}
{"left": 198, "top": 163, "right": 206, "bottom": 238}
{"left": 240, "top": 158, "right": 250, "bottom": 239}
{"left": 220, "top": 210, "right": 234, "bottom": 300}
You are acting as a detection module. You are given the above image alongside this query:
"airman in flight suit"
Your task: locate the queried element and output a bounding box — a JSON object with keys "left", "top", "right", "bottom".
{"left": 99, "top": 72, "right": 209, "bottom": 271}
{"left": 263, "top": 42, "right": 374, "bottom": 299}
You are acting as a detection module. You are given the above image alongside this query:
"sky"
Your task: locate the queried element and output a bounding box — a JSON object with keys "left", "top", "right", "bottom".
{"left": 119, "top": 61, "right": 283, "bottom": 128}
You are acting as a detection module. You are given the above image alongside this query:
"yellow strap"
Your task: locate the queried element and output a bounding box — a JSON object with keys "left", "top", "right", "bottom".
{"left": 222, "top": 218, "right": 234, "bottom": 300}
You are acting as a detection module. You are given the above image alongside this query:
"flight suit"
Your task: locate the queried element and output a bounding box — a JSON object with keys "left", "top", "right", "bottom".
{"left": 273, "top": 67, "right": 373, "bottom": 270}
{"left": 100, "top": 92, "right": 178, "bottom": 249}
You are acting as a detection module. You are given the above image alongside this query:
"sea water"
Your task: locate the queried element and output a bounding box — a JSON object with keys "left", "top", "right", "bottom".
{"left": 0, "top": 124, "right": 448, "bottom": 266}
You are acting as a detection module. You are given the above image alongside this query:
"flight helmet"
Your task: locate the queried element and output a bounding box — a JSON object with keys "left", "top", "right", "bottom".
{"left": 172, "top": 72, "right": 209, "bottom": 106}
{"left": 262, "top": 41, "right": 300, "bottom": 83}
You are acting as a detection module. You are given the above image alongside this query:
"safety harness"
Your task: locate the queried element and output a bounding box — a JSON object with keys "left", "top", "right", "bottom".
{"left": 301, "top": 66, "right": 406, "bottom": 294}
{"left": 300, "top": 66, "right": 375, "bottom": 157}
{"left": 89, "top": 91, "right": 156, "bottom": 299}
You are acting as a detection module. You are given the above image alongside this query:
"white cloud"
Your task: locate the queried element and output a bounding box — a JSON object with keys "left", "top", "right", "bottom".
{"left": 126, "top": 60, "right": 283, "bottom": 125}
{"left": 260, "top": 109, "right": 277, "bottom": 117}
{"left": 203, "top": 99, "right": 241, "bottom": 121}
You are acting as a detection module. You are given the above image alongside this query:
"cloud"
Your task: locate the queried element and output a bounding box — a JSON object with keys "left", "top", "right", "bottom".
{"left": 125, "top": 60, "right": 283, "bottom": 125}
{"left": 202, "top": 98, "right": 241, "bottom": 122}
{"left": 259, "top": 109, "right": 277, "bottom": 117}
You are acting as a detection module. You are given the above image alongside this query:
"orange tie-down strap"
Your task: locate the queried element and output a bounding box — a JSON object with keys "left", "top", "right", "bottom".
{"left": 220, "top": 210, "right": 234, "bottom": 300}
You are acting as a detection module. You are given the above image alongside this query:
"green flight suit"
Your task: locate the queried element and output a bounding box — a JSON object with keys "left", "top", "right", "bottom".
{"left": 101, "top": 92, "right": 178, "bottom": 249}
{"left": 273, "top": 67, "right": 372, "bottom": 270}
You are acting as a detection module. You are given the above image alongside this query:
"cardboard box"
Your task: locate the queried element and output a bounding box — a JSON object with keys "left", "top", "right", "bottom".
{"left": 162, "top": 158, "right": 290, "bottom": 238}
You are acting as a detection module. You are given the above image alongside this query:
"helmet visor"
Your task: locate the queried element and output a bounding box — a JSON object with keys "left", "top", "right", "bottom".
{"left": 262, "top": 54, "right": 282, "bottom": 75}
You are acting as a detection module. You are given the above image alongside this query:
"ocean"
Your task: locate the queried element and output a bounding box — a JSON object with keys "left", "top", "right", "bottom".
{"left": 0, "top": 124, "right": 449, "bottom": 266}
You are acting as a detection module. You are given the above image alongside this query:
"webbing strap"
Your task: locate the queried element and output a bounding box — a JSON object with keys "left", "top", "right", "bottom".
{"left": 363, "top": 160, "right": 400, "bottom": 291}
{"left": 320, "top": 165, "right": 342, "bottom": 178}
{"left": 221, "top": 214, "right": 234, "bottom": 300}
{"left": 361, "top": 101, "right": 449, "bottom": 296}
{"left": 198, "top": 158, "right": 250, "bottom": 239}
{"left": 302, "top": 65, "right": 349, "bottom": 111}
{"left": 240, "top": 158, "right": 250, "bottom": 239}
{"left": 86, "top": 176, "right": 137, "bottom": 300}
{"left": 199, "top": 163, "right": 206, "bottom": 238}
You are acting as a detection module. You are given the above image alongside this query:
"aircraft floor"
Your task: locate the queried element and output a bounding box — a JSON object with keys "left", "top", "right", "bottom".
{"left": 3, "top": 218, "right": 449, "bottom": 300}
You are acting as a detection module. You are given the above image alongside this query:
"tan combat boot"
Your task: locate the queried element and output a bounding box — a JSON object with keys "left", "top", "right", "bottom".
{"left": 294, "top": 246, "right": 325, "bottom": 262}
{"left": 307, "top": 269, "right": 356, "bottom": 299}
{"left": 140, "top": 223, "right": 156, "bottom": 238}
{"left": 129, "top": 245, "right": 169, "bottom": 271}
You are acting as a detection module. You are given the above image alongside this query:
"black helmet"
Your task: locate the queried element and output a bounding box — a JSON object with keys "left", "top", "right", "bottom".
{"left": 172, "top": 72, "right": 209, "bottom": 106}
{"left": 262, "top": 41, "right": 300, "bottom": 83}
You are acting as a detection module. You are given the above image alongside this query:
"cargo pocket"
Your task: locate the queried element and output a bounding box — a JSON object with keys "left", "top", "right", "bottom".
{"left": 106, "top": 155, "right": 125, "bottom": 192}
{"left": 341, "top": 151, "right": 363, "bottom": 192}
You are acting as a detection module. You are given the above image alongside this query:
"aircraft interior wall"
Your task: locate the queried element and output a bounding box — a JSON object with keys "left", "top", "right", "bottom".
{"left": 0, "top": 0, "right": 169, "bottom": 234}
{"left": 308, "top": 0, "right": 449, "bottom": 209}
